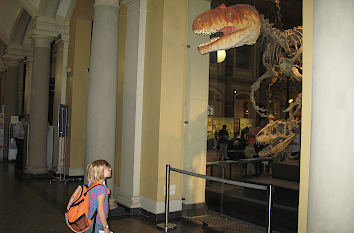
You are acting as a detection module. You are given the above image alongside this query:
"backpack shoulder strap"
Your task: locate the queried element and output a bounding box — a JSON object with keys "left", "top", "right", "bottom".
{"left": 86, "top": 181, "right": 103, "bottom": 192}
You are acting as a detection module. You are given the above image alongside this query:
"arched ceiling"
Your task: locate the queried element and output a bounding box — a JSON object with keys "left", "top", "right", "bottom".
{"left": 0, "top": 0, "right": 76, "bottom": 47}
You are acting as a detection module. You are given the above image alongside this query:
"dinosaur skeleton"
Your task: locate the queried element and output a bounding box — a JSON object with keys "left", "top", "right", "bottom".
{"left": 193, "top": 4, "right": 303, "bottom": 158}
{"left": 251, "top": 15, "right": 303, "bottom": 118}
{"left": 251, "top": 16, "right": 303, "bottom": 158}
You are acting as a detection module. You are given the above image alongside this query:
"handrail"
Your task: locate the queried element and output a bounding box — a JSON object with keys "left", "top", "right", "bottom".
{"left": 170, "top": 167, "right": 267, "bottom": 191}
{"left": 157, "top": 164, "right": 273, "bottom": 233}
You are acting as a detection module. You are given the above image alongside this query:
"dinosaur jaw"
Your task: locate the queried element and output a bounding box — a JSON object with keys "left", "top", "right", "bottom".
{"left": 192, "top": 4, "right": 261, "bottom": 54}
{"left": 255, "top": 120, "right": 297, "bottom": 157}
{"left": 196, "top": 28, "right": 256, "bottom": 54}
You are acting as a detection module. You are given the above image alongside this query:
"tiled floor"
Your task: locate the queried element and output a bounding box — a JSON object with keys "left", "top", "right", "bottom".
{"left": 0, "top": 162, "right": 222, "bottom": 233}
{"left": 0, "top": 149, "right": 296, "bottom": 233}
{"left": 1, "top": 161, "right": 267, "bottom": 233}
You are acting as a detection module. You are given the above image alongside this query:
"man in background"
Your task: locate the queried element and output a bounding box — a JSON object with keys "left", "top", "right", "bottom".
{"left": 14, "top": 115, "right": 27, "bottom": 170}
{"left": 218, "top": 125, "right": 229, "bottom": 160}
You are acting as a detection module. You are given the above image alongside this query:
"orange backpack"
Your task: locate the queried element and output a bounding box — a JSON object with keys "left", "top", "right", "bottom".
{"left": 65, "top": 181, "right": 102, "bottom": 233}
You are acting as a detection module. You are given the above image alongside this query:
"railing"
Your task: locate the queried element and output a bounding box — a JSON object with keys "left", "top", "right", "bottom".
{"left": 157, "top": 164, "right": 273, "bottom": 233}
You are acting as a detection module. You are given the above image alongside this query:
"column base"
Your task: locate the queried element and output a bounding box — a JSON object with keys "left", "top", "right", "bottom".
{"left": 116, "top": 190, "right": 141, "bottom": 209}
{"left": 25, "top": 165, "right": 48, "bottom": 175}
{"left": 109, "top": 196, "right": 118, "bottom": 209}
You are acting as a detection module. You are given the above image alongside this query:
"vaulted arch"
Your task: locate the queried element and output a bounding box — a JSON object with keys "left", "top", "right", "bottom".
{"left": 9, "top": 9, "right": 32, "bottom": 45}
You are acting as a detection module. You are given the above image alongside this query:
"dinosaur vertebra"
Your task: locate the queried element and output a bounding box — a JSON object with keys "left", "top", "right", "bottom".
{"left": 192, "top": 4, "right": 261, "bottom": 54}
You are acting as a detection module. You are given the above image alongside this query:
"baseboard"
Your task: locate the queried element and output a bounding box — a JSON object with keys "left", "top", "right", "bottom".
{"left": 116, "top": 205, "right": 182, "bottom": 222}
{"left": 116, "top": 195, "right": 182, "bottom": 222}
{"left": 140, "top": 208, "right": 182, "bottom": 222}
{"left": 22, "top": 170, "right": 51, "bottom": 179}
{"left": 116, "top": 191, "right": 142, "bottom": 209}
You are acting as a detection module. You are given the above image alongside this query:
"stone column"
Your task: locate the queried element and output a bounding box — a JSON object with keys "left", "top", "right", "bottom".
{"left": 85, "top": 0, "right": 119, "bottom": 208}
{"left": 3, "top": 58, "right": 20, "bottom": 159}
{"left": 307, "top": 0, "right": 354, "bottom": 232}
{"left": 52, "top": 39, "right": 68, "bottom": 174}
{"left": 23, "top": 57, "right": 33, "bottom": 114}
{"left": 0, "top": 71, "right": 4, "bottom": 162}
{"left": 25, "top": 35, "right": 52, "bottom": 174}
{"left": 0, "top": 71, "right": 3, "bottom": 106}
{"left": 0, "top": 55, "right": 5, "bottom": 106}
{"left": 117, "top": 0, "right": 147, "bottom": 210}
{"left": 0, "top": 47, "right": 6, "bottom": 108}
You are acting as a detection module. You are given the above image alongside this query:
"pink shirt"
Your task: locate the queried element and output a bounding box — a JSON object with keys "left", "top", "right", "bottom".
{"left": 87, "top": 182, "right": 109, "bottom": 226}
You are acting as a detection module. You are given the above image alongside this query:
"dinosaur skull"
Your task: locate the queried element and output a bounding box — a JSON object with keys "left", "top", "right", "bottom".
{"left": 192, "top": 4, "right": 261, "bottom": 54}
{"left": 256, "top": 120, "right": 296, "bottom": 157}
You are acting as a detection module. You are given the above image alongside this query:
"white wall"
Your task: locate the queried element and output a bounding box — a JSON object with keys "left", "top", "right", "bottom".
{"left": 307, "top": 0, "right": 354, "bottom": 232}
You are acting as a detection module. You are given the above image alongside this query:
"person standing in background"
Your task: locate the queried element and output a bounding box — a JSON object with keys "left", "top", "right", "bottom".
{"left": 13, "top": 115, "right": 26, "bottom": 170}
{"left": 218, "top": 125, "right": 229, "bottom": 160}
{"left": 213, "top": 130, "right": 218, "bottom": 150}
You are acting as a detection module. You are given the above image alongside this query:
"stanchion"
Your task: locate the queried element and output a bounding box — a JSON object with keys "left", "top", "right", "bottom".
{"left": 220, "top": 166, "right": 224, "bottom": 214}
{"left": 156, "top": 165, "right": 177, "bottom": 232}
{"left": 266, "top": 184, "right": 273, "bottom": 233}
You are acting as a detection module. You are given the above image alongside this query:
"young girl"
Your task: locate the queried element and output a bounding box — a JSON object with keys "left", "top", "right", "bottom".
{"left": 85, "top": 160, "right": 112, "bottom": 233}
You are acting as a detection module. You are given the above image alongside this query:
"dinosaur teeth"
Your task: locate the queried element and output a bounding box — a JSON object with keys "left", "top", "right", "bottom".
{"left": 194, "top": 28, "right": 223, "bottom": 35}
{"left": 198, "top": 37, "right": 219, "bottom": 47}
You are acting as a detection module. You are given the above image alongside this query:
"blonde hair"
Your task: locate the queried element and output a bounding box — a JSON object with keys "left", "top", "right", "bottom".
{"left": 87, "top": 159, "right": 111, "bottom": 183}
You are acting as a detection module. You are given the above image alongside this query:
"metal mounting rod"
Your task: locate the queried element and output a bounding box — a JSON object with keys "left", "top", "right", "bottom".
{"left": 266, "top": 184, "right": 273, "bottom": 233}
{"left": 156, "top": 165, "right": 176, "bottom": 232}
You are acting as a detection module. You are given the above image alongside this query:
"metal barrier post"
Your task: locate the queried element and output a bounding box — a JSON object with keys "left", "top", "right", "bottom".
{"left": 266, "top": 184, "right": 273, "bottom": 233}
{"left": 220, "top": 166, "right": 224, "bottom": 214}
{"left": 157, "top": 165, "right": 176, "bottom": 231}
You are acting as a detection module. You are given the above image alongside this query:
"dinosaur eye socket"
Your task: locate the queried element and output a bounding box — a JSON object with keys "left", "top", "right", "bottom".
{"left": 228, "top": 12, "right": 232, "bottom": 17}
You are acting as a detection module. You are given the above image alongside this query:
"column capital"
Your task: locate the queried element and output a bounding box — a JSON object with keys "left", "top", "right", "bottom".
{"left": 32, "top": 35, "right": 53, "bottom": 48}
{"left": 121, "top": 0, "right": 147, "bottom": 17}
{"left": 32, "top": 16, "right": 58, "bottom": 40}
{"left": 56, "top": 21, "right": 71, "bottom": 44}
{"left": 3, "top": 54, "right": 22, "bottom": 67}
{"left": 24, "top": 56, "right": 33, "bottom": 64}
{"left": 121, "top": 0, "right": 139, "bottom": 8}
{"left": 4, "top": 59, "right": 20, "bottom": 67}
{"left": 94, "top": 0, "right": 120, "bottom": 8}
{"left": 3, "top": 44, "right": 29, "bottom": 63}
{"left": 55, "top": 38, "right": 69, "bottom": 51}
